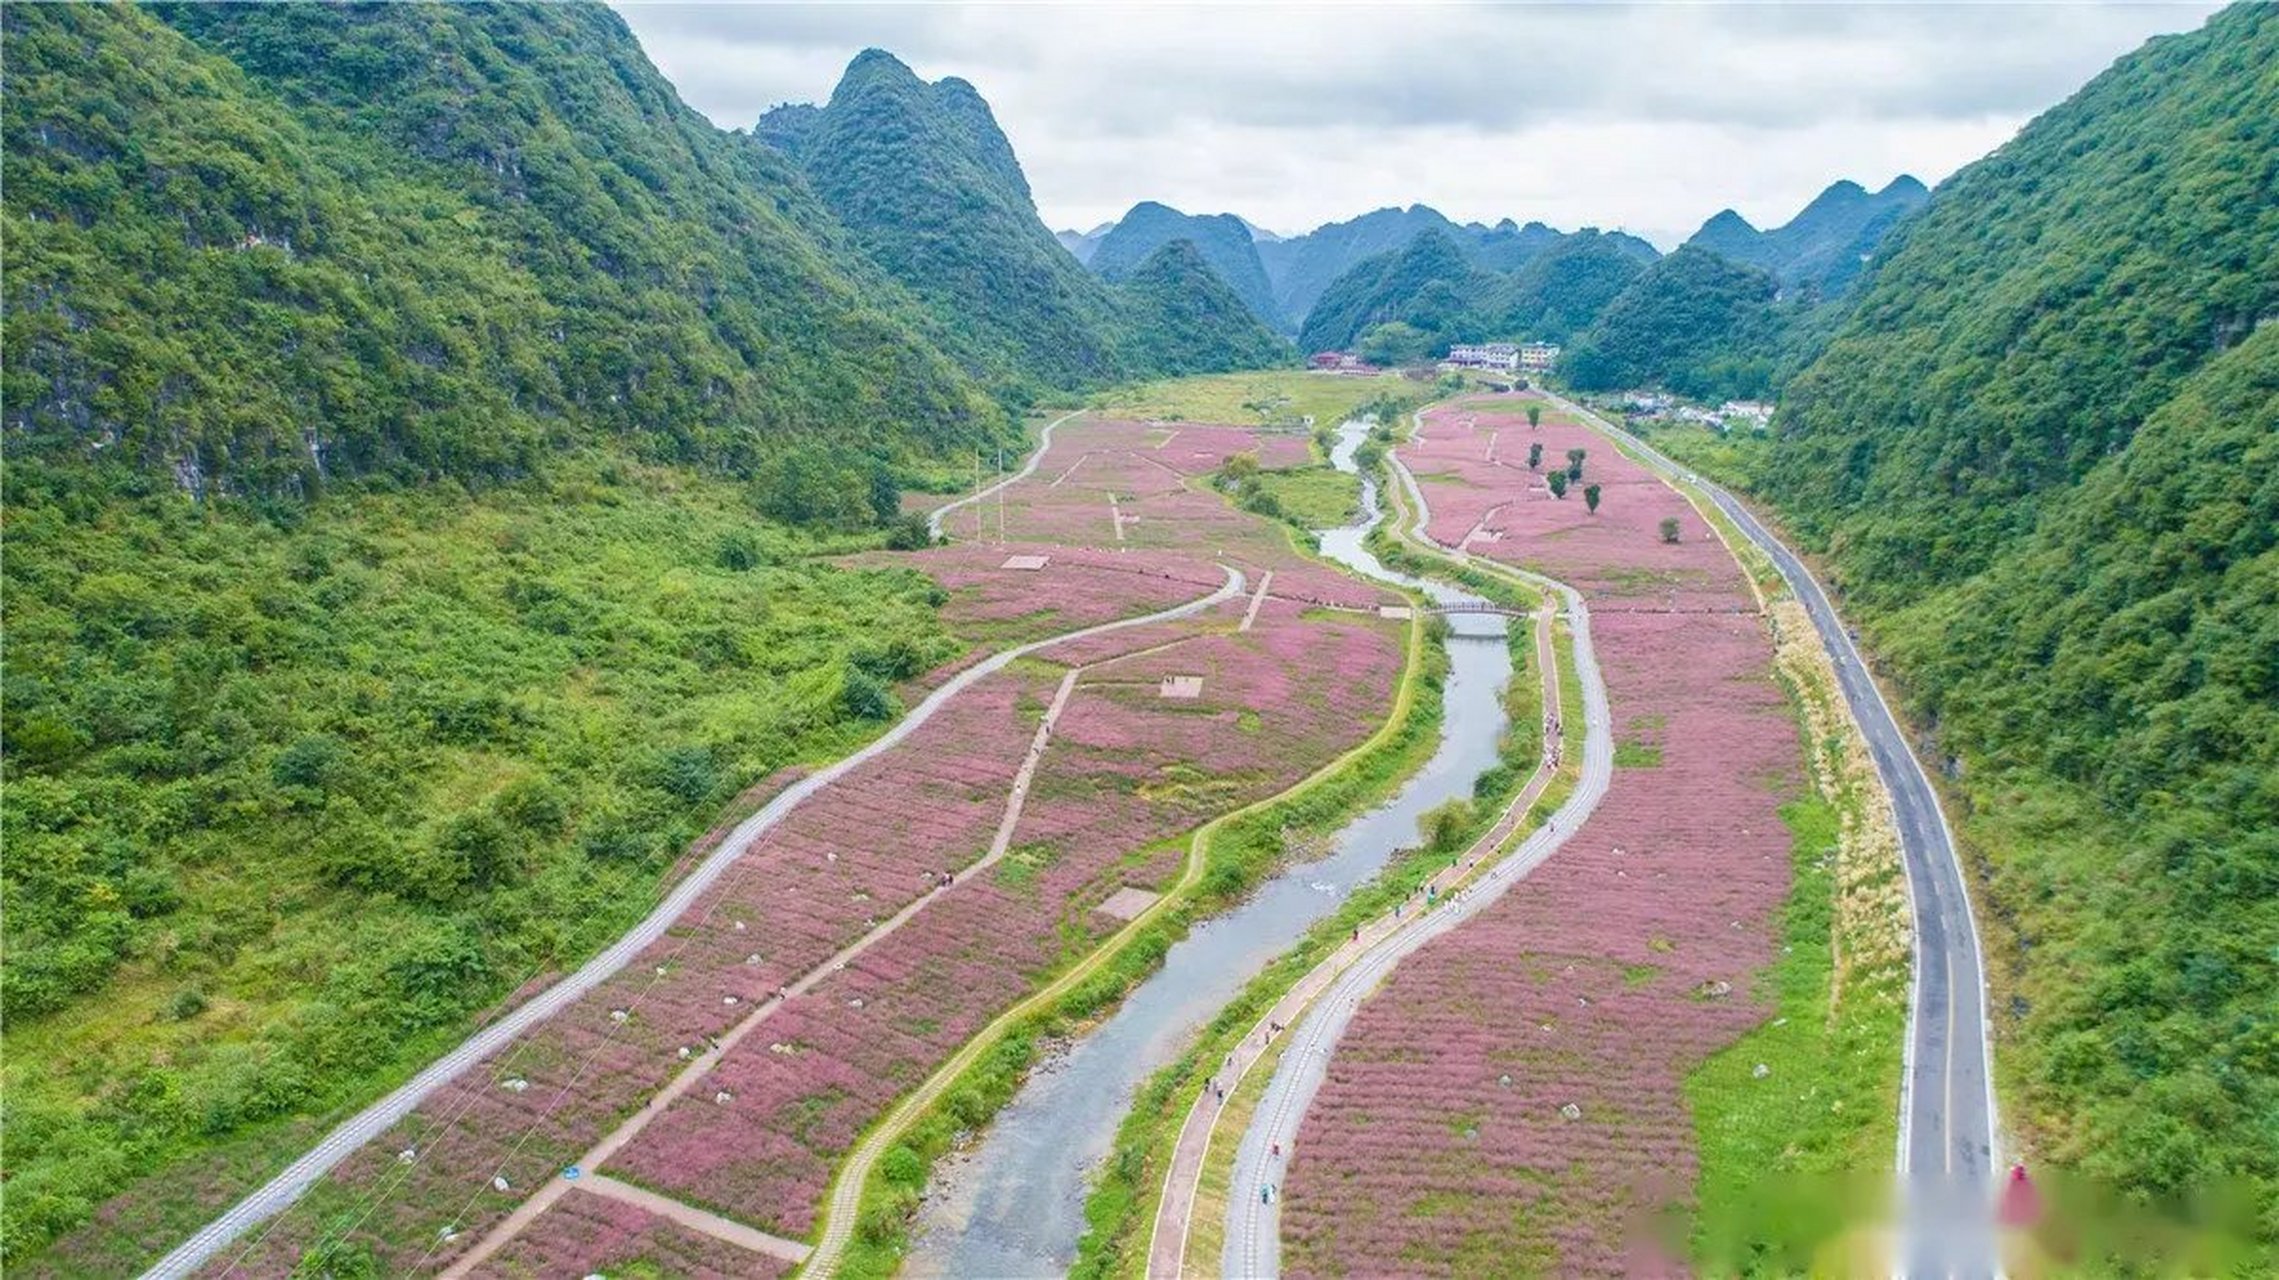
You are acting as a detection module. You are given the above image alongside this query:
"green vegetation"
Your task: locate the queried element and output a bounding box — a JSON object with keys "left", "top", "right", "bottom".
{"left": 1245, "top": 466, "right": 1364, "bottom": 528}
{"left": 1092, "top": 368, "right": 1414, "bottom": 430}
{"left": 1088, "top": 202, "right": 1282, "bottom": 334}
{"left": 1685, "top": 5, "right": 2279, "bottom": 1248}
{"left": 1559, "top": 246, "right": 1786, "bottom": 401}
{"left": 0, "top": 455, "right": 960, "bottom": 1263}
{"left": 1117, "top": 241, "right": 1293, "bottom": 376}
{"left": 1686, "top": 797, "right": 1905, "bottom": 1273}
{"left": 2, "top": 4, "right": 1008, "bottom": 500}
{"left": 1299, "top": 228, "right": 1496, "bottom": 355}
{"left": 755, "top": 50, "right": 1287, "bottom": 402}
{"left": 1685, "top": 177, "right": 1929, "bottom": 299}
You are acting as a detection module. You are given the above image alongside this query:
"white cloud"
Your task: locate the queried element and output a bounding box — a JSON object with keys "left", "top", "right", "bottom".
{"left": 612, "top": 1, "right": 2220, "bottom": 239}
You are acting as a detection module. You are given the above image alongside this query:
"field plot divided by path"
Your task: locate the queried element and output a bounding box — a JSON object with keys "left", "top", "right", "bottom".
{"left": 179, "top": 414, "right": 1404, "bottom": 1278}
{"left": 1282, "top": 397, "right": 1802, "bottom": 1276}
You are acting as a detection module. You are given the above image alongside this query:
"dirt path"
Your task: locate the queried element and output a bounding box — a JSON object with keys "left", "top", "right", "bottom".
{"left": 571, "top": 1175, "right": 811, "bottom": 1266}
{"left": 1148, "top": 596, "right": 1561, "bottom": 1279}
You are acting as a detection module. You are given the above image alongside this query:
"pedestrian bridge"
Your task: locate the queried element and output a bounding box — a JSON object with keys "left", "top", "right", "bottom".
{"left": 1420, "top": 602, "right": 1536, "bottom": 619}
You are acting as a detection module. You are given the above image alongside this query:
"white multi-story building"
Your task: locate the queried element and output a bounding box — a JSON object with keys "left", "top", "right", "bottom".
{"left": 1519, "top": 341, "right": 1561, "bottom": 372}
{"left": 1447, "top": 342, "right": 1521, "bottom": 371}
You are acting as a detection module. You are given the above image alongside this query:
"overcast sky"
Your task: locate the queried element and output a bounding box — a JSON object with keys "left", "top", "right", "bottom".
{"left": 614, "top": 2, "right": 2221, "bottom": 247}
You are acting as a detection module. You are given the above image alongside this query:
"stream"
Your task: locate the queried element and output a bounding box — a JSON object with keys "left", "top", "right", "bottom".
{"left": 903, "top": 421, "right": 1513, "bottom": 1276}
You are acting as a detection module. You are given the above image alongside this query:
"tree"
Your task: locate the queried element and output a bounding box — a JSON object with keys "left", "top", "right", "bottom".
{"left": 1584, "top": 483, "right": 1602, "bottom": 514}
{"left": 1659, "top": 516, "right": 1681, "bottom": 543}
{"left": 1527, "top": 405, "right": 1542, "bottom": 429}
{"left": 1526, "top": 442, "right": 1543, "bottom": 471}
{"left": 1565, "top": 447, "right": 1587, "bottom": 480}
{"left": 1548, "top": 471, "right": 1569, "bottom": 499}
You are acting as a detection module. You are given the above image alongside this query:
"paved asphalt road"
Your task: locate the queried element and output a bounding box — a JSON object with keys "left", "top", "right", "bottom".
{"left": 1221, "top": 449, "right": 1617, "bottom": 1277}
{"left": 1549, "top": 392, "right": 1999, "bottom": 1277}
{"left": 142, "top": 479, "right": 1241, "bottom": 1280}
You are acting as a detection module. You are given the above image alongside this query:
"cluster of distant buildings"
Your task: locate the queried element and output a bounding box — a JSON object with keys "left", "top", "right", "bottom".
{"left": 1618, "top": 391, "right": 1775, "bottom": 432}
{"left": 1442, "top": 341, "right": 1560, "bottom": 373}
{"left": 1306, "top": 340, "right": 1561, "bottom": 377}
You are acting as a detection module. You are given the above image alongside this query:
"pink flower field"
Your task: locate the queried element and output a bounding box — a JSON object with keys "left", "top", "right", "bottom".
{"left": 1404, "top": 398, "right": 1749, "bottom": 613}
{"left": 1278, "top": 398, "right": 1801, "bottom": 1276}
{"left": 607, "top": 601, "right": 1402, "bottom": 1236}
{"left": 470, "top": 1188, "right": 788, "bottom": 1280}
{"left": 181, "top": 413, "right": 1408, "bottom": 1276}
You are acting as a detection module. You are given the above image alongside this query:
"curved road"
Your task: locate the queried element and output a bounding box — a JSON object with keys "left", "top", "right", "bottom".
{"left": 142, "top": 456, "right": 1239, "bottom": 1280}
{"left": 1223, "top": 447, "right": 1617, "bottom": 1276}
{"left": 1545, "top": 391, "right": 1999, "bottom": 1277}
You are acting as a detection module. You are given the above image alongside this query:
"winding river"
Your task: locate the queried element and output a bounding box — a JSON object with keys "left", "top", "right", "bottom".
{"left": 905, "top": 422, "right": 1516, "bottom": 1276}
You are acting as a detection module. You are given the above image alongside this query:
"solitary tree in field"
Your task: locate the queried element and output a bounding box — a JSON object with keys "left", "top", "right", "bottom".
{"left": 1527, "top": 442, "right": 1543, "bottom": 471}
{"left": 1565, "top": 447, "right": 1587, "bottom": 481}
{"left": 1584, "top": 483, "right": 1601, "bottom": 514}
{"left": 1527, "top": 405, "right": 1542, "bottom": 429}
{"left": 1660, "top": 516, "right": 1681, "bottom": 543}
{"left": 1548, "top": 471, "right": 1569, "bottom": 499}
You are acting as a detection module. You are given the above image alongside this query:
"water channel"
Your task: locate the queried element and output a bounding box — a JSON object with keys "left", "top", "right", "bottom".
{"left": 905, "top": 422, "right": 1513, "bottom": 1276}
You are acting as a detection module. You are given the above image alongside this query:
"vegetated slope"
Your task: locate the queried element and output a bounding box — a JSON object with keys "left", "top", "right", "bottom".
{"left": 1559, "top": 246, "right": 1785, "bottom": 400}
{"left": 1258, "top": 204, "right": 1472, "bottom": 330}
{"left": 1750, "top": 3, "right": 2278, "bottom": 1236}
{"left": 1687, "top": 176, "right": 1928, "bottom": 297}
{"left": 1296, "top": 226, "right": 1497, "bottom": 355}
{"left": 9, "top": 3, "right": 1000, "bottom": 499}
{"left": 757, "top": 51, "right": 1284, "bottom": 397}
{"left": 755, "top": 49, "right": 1125, "bottom": 392}
{"left": 1119, "top": 240, "right": 1294, "bottom": 375}
{"left": 1489, "top": 229, "right": 1654, "bottom": 342}
{"left": 1089, "top": 201, "right": 1281, "bottom": 333}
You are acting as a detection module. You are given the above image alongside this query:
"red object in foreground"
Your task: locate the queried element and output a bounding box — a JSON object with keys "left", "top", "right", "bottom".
{"left": 1999, "top": 1162, "right": 2042, "bottom": 1227}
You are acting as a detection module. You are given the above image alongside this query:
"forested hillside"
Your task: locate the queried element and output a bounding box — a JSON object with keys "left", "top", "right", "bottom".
{"left": 1559, "top": 246, "right": 1785, "bottom": 399}
{"left": 1089, "top": 201, "right": 1281, "bottom": 331}
{"left": 4, "top": 3, "right": 1002, "bottom": 499}
{"left": 1296, "top": 227, "right": 1495, "bottom": 355}
{"left": 1489, "top": 230, "right": 1652, "bottom": 342}
{"left": 1118, "top": 240, "right": 1293, "bottom": 374}
{"left": 1737, "top": 3, "right": 2278, "bottom": 1235}
{"left": 756, "top": 51, "right": 1284, "bottom": 398}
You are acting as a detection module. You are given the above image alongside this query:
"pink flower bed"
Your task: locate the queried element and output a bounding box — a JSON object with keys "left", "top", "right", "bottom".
{"left": 471, "top": 1187, "right": 788, "bottom": 1280}
{"left": 610, "top": 603, "right": 1403, "bottom": 1236}
{"left": 1282, "top": 416, "right": 1801, "bottom": 1275}
{"left": 1403, "top": 397, "right": 1749, "bottom": 613}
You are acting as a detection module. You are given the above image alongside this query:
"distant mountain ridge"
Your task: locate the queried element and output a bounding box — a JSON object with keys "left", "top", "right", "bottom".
{"left": 1684, "top": 175, "right": 1928, "bottom": 295}
{"left": 1087, "top": 201, "right": 1281, "bottom": 331}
